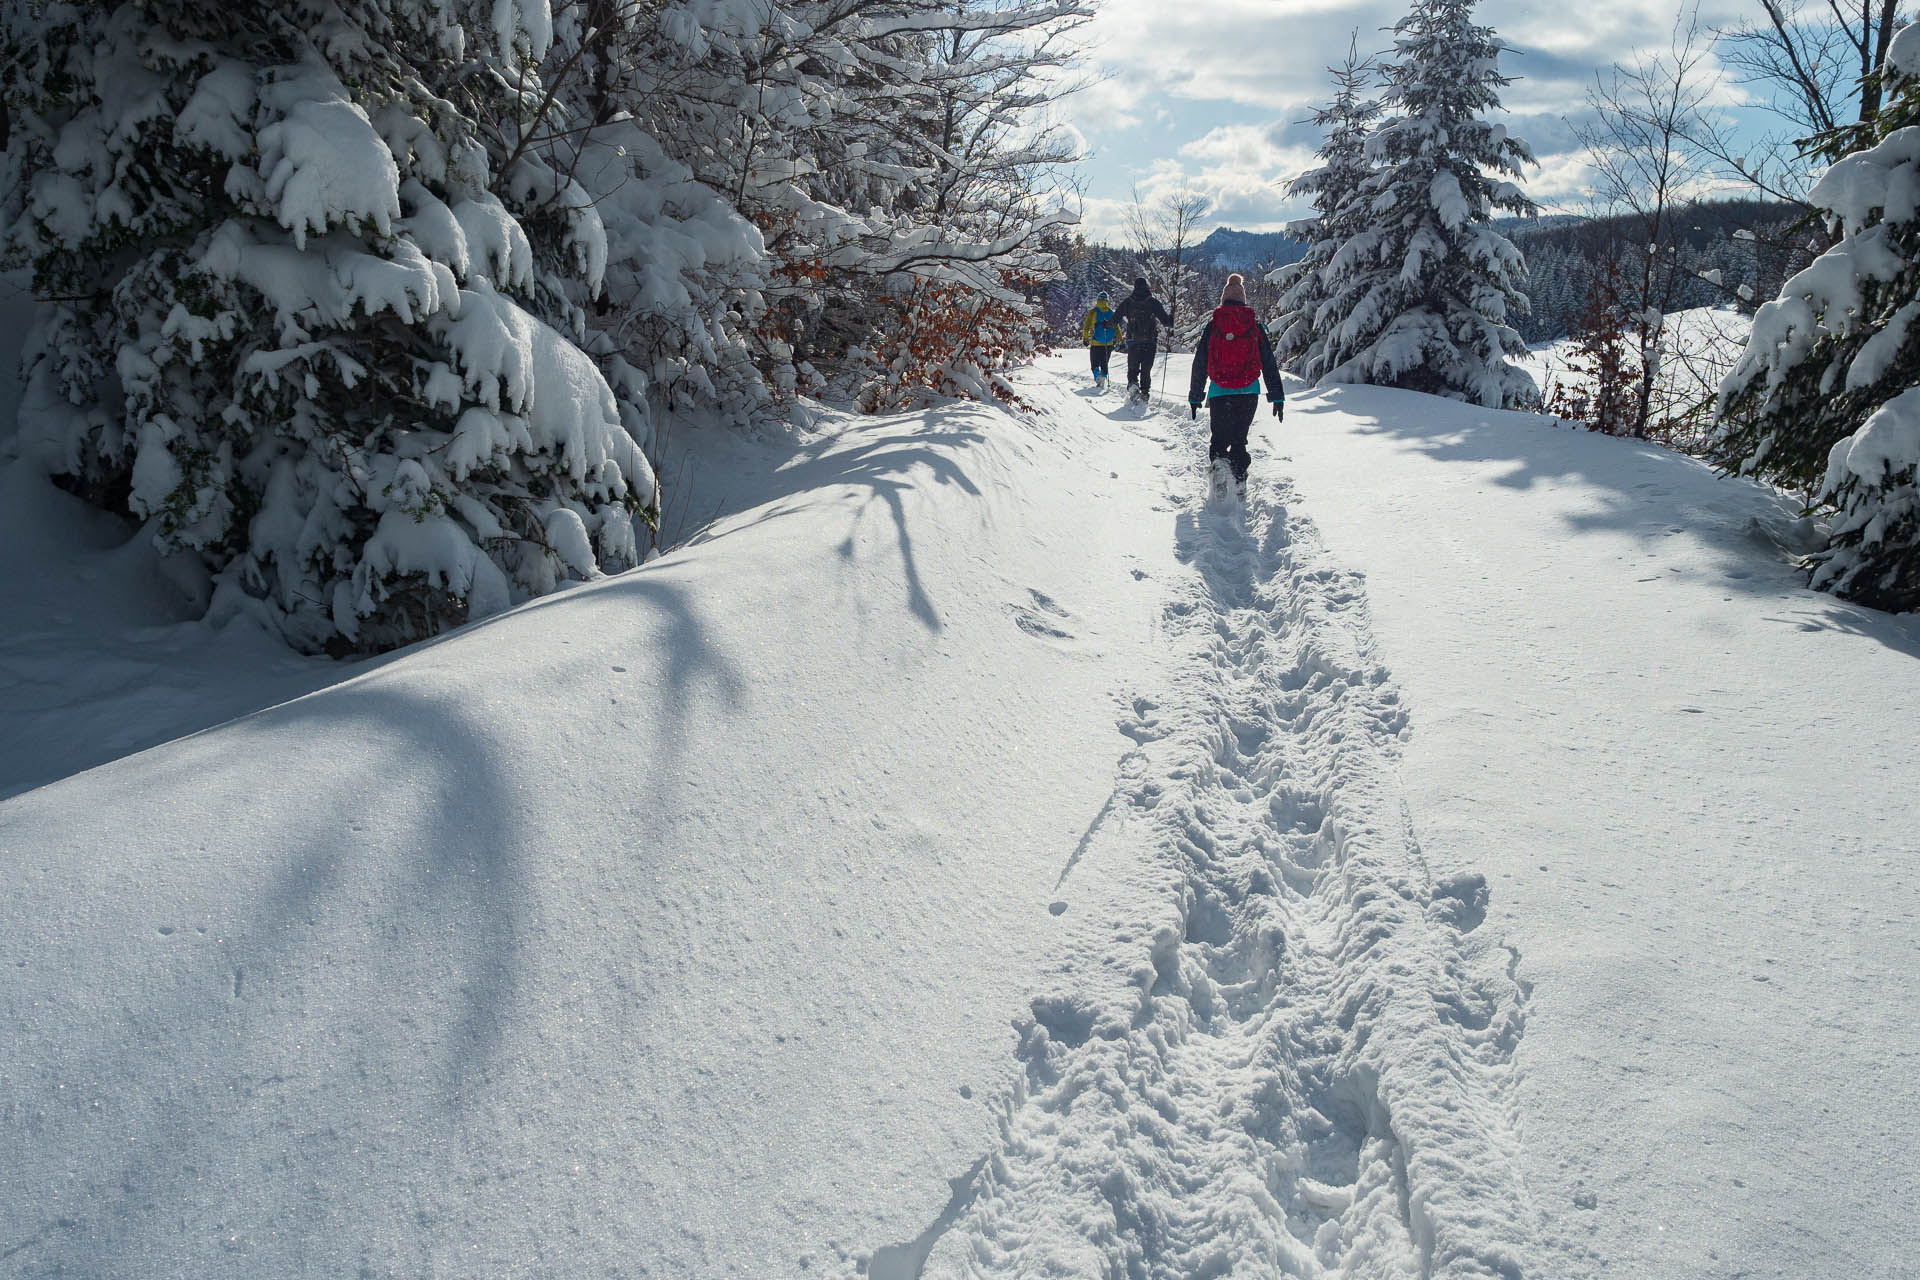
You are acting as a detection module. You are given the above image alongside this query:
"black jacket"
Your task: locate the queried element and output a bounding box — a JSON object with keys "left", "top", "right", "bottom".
{"left": 1114, "top": 282, "right": 1172, "bottom": 349}
{"left": 1188, "top": 305, "right": 1284, "bottom": 405}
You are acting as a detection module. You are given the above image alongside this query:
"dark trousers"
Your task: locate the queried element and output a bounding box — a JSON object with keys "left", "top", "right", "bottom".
{"left": 1125, "top": 342, "right": 1154, "bottom": 394}
{"left": 1090, "top": 345, "right": 1113, "bottom": 376}
{"left": 1207, "top": 393, "right": 1258, "bottom": 481}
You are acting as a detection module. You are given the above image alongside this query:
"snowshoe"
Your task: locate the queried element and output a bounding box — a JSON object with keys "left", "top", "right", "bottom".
{"left": 1206, "top": 459, "right": 1237, "bottom": 508}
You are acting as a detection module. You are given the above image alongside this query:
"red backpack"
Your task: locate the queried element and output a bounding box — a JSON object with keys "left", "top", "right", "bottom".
{"left": 1206, "top": 304, "right": 1262, "bottom": 390}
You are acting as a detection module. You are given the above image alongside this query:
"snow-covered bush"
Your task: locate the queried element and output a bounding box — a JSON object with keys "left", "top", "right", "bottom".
{"left": 1717, "top": 24, "right": 1920, "bottom": 609}
{"left": 1307, "top": 0, "right": 1540, "bottom": 408}
{"left": 1, "top": 0, "right": 655, "bottom": 652}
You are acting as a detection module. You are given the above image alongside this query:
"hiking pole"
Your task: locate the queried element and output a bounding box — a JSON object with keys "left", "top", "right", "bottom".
{"left": 1155, "top": 301, "right": 1174, "bottom": 407}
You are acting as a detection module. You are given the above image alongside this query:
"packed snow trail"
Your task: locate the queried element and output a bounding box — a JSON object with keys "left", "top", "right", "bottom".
{"left": 914, "top": 379, "right": 1534, "bottom": 1278}
{"left": 1261, "top": 371, "right": 1920, "bottom": 1280}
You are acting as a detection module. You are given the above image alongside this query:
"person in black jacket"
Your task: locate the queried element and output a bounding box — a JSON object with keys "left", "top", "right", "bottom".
{"left": 1187, "top": 274, "right": 1283, "bottom": 488}
{"left": 1112, "top": 277, "right": 1172, "bottom": 398}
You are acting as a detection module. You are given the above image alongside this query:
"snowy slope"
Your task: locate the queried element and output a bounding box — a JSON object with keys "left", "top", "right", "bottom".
{"left": 4, "top": 369, "right": 1531, "bottom": 1278}
{"left": 1, "top": 393, "right": 1181, "bottom": 1277}
{"left": 5, "top": 349, "right": 1917, "bottom": 1279}
{"left": 0, "top": 461, "right": 352, "bottom": 803}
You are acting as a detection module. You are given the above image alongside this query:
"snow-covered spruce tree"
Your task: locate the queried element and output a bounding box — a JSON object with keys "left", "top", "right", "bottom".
{"left": 1716, "top": 26, "right": 1920, "bottom": 611}
{"left": 1312, "top": 0, "right": 1540, "bottom": 408}
{"left": 620, "top": 0, "right": 1085, "bottom": 412}
{"left": 0, "top": 0, "right": 656, "bottom": 653}
{"left": 1271, "top": 37, "right": 1379, "bottom": 377}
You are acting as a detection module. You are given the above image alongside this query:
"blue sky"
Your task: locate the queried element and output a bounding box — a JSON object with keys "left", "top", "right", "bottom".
{"left": 1054, "top": 0, "right": 1765, "bottom": 242}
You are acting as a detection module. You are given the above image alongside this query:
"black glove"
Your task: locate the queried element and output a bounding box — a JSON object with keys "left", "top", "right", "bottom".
{"left": 1189, "top": 403, "right": 1198, "bottom": 420}
{"left": 1270, "top": 399, "right": 1284, "bottom": 422}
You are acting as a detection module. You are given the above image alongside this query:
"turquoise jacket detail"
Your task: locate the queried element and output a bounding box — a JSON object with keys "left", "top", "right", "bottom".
{"left": 1205, "top": 381, "right": 1263, "bottom": 400}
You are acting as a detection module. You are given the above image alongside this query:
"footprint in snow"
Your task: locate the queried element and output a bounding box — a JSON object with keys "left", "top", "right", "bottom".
{"left": 1025, "top": 589, "right": 1068, "bottom": 617}
{"left": 1008, "top": 589, "right": 1075, "bottom": 643}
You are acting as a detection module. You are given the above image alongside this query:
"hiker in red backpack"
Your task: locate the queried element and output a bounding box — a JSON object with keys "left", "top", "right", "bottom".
{"left": 1186, "top": 274, "right": 1283, "bottom": 488}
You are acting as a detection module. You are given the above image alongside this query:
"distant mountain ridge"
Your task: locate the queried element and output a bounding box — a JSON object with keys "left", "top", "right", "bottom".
{"left": 1193, "top": 214, "right": 1583, "bottom": 268}
{"left": 1194, "top": 227, "right": 1308, "bottom": 271}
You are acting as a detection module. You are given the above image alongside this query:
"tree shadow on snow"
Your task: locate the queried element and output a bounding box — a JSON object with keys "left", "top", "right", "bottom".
{"left": 1301, "top": 387, "right": 1920, "bottom": 658}
{"left": 384, "top": 570, "right": 749, "bottom": 813}
{"left": 4, "top": 686, "right": 538, "bottom": 1276}
{"left": 674, "top": 422, "right": 991, "bottom": 633}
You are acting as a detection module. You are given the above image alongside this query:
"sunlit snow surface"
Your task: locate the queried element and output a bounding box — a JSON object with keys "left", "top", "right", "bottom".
{"left": 1252, "top": 353, "right": 1920, "bottom": 1280}
{"left": 3, "top": 348, "right": 1918, "bottom": 1278}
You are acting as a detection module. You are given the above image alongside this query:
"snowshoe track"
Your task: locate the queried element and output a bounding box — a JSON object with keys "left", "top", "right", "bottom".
{"left": 915, "top": 400, "right": 1535, "bottom": 1278}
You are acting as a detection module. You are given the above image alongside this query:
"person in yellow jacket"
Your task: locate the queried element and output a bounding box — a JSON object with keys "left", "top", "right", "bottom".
{"left": 1080, "top": 290, "right": 1120, "bottom": 389}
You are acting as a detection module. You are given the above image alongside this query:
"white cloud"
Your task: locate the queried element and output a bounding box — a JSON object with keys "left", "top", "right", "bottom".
{"left": 1078, "top": 0, "right": 1754, "bottom": 117}
{"left": 1180, "top": 123, "right": 1292, "bottom": 170}
{"left": 1062, "top": 0, "right": 1786, "bottom": 238}
{"left": 1073, "top": 125, "right": 1318, "bottom": 242}
{"left": 1527, "top": 150, "right": 1601, "bottom": 203}
{"left": 1080, "top": 0, "right": 1401, "bottom": 114}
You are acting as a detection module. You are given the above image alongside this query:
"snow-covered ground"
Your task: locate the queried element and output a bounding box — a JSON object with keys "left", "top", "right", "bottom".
{"left": 0, "top": 276, "right": 345, "bottom": 802}
{"left": 1238, "top": 356, "right": 1920, "bottom": 1280}
{"left": 4, "top": 349, "right": 1917, "bottom": 1278}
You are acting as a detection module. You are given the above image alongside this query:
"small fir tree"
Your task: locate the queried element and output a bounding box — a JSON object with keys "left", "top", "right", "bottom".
{"left": 1312, "top": 0, "right": 1540, "bottom": 408}
{"left": 1271, "top": 37, "right": 1379, "bottom": 377}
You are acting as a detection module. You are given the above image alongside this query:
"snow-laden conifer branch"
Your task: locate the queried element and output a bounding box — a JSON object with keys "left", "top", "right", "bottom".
{"left": 1716, "top": 23, "right": 1920, "bottom": 609}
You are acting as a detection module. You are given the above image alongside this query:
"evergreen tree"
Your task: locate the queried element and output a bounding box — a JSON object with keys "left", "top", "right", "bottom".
{"left": 0, "top": 0, "right": 1091, "bottom": 654}
{"left": 1271, "top": 37, "right": 1379, "bottom": 377}
{"left": 1, "top": 0, "right": 656, "bottom": 653}
{"left": 1717, "top": 25, "right": 1920, "bottom": 611}
{"left": 1312, "top": 0, "right": 1540, "bottom": 408}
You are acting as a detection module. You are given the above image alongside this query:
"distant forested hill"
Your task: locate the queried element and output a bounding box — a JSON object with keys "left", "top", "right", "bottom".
{"left": 1506, "top": 200, "right": 1810, "bottom": 343}
{"left": 1039, "top": 201, "right": 1810, "bottom": 349}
